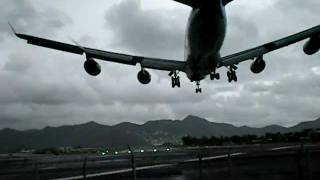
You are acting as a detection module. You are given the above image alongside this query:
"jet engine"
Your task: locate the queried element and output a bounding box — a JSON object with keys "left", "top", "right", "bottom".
{"left": 137, "top": 70, "right": 151, "bottom": 84}
{"left": 84, "top": 59, "right": 101, "bottom": 76}
{"left": 250, "top": 56, "right": 266, "bottom": 74}
{"left": 303, "top": 36, "right": 320, "bottom": 55}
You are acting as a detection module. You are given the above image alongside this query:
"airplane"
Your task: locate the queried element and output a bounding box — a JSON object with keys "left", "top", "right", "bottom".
{"left": 10, "top": 0, "right": 320, "bottom": 93}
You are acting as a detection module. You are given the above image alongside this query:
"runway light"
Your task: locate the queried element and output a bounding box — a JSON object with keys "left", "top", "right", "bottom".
{"left": 115, "top": 151, "right": 118, "bottom": 155}
{"left": 166, "top": 148, "right": 170, "bottom": 151}
{"left": 102, "top": 152, "right": 106, "bottom": 156}
{"left": 153, "top": 149, "right": 157, "bottom": 152}
{"left": 128, "top": 150, "right": 132, "bottom": 154}
{"left": 140, "top": 149, "right": 144, "bottom": 153}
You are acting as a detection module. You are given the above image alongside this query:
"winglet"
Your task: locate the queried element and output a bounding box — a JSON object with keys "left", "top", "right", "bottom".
{"left": 8, "top": 22, "right": 18, "bottom": 35}
{"left": 8, "top": 22, "right": 29, "bottom": 40}
{"left": 8, "top": 22, "right": 24, "bottom": 39}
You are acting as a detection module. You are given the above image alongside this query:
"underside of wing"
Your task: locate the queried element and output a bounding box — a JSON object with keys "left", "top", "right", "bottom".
{"left": 220, "top": 25, "right": 320, "bottom": 67}
{"left": 13, "top": 33, "right": 186, "bottom": 72}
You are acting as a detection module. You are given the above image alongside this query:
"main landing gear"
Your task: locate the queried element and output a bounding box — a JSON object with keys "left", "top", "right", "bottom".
{"left": 169, "top": 71, "right": 180, "bottom": 88}
{"left": 195, "top": 81, "right": 202, "bottom": 94}
{"left": 227, "top": 66, "right": 238, "bottom": 83}
{"left": 210, "top": 69, "right": 220, "bottom": 81}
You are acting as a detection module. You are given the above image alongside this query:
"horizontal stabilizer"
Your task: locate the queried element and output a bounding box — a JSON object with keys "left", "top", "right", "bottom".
{"left": 222, "top": 0, "right": 233, "bottom": 6}
{"left": 173, "top": 0, "right": 198, "bottom": 7}
{"left": 173, "top": 0, "right": 234, "bottom": 7}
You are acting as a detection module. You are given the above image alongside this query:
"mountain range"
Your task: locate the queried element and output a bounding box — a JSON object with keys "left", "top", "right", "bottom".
{"left": 1, "top": 115, "right": 320, "bottom": 153}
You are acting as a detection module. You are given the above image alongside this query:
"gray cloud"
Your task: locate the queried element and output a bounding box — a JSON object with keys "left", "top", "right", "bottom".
{"left": 222, "top": 15, "right": 260, "bottom": 55}
{"left": 105, "top": 0, "right": 188, "bottom": 59}
{"left": 0, "top": 0, "right": 72, "bottom": 40}
{"left": 278, "top": 0, "right": 320, "bottom": 14}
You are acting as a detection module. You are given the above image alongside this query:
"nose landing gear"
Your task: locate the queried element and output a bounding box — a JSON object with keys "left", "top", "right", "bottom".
{"left": 195, "top": 81, "right": 202, "bottom": 94}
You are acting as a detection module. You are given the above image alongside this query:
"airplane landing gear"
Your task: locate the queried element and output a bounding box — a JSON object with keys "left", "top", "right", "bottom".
{"left": 169, "top": 71, "right": 180, "bottom": 88}
{"left": 210, "top": 73, "right": 220, "bottom": 80}
{"left": 227, "top": 70, "right": 237, "bottom": 82}
{"left": 172, "top": 76, "right": 180, "bottom": 88}
{"left": 210, "top": 66, "right": 220, "bottom": 81}
{"left": 210, "top": 69, "right": 220, "bottom": 80}
{"left": 227, "top": 66, "right": 238, "bottom": 83}
{"left": 195, "top": 81, "right": 202, "bottom": 94}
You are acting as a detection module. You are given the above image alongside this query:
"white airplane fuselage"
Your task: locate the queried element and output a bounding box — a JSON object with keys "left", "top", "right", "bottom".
{"left": 184, "top": 1, "right": 227, "bottom": 82}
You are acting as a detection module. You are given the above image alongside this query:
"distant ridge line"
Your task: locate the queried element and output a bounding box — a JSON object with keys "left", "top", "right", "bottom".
{"left": 0, "top": 115, "right": 319, "bottom": 153}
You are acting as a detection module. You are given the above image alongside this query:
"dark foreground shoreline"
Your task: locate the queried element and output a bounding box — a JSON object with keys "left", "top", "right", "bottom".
{"left": 1, "top": 143, "right": 319, "bottom": 180}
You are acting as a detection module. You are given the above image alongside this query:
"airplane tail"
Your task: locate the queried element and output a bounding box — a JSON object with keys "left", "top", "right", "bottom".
{"left": 173, "top": 0, "right": 234, "bottom": 7}
{"left": 222, "top": 0, "right": 234, "bottom": 6}
{"left": 173, "top": 0, "right": 197, "bottom": 7}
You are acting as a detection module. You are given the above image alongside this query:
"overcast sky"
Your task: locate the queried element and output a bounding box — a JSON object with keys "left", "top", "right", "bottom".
{"left": 0, "top": 0, "right": 320, "bottom": 130}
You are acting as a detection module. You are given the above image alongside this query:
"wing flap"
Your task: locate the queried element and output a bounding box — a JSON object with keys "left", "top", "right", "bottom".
{"left": 85, "top": 48, "right": 136, "bottom": 65}
{"left": 86, "top": 49, "right": 185, "bottom": 71}
{"left": 142, "top": 57, "right": 186, "bottom": 71}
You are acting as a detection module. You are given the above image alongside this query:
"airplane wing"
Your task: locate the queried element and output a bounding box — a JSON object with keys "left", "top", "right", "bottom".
{"left": 11, "top": 30, "right": 186, "bottom": 72}
{"left": 219, "top": 25, "right": 320, "bottom": 67}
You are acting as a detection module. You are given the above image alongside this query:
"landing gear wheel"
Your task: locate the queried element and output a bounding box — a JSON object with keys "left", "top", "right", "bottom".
{"left": 195, "top": 81, "right": 202, "bottom": 94}
{"left": 227, "top": 71, "right": 232, "bottom": 83}
{"left": 177, "top": 78, "right": 181, "bottom": 88}
{"left": 210, "top": 73, "right": 220, "bottom": 80}
{"left": 171, "top": 77, "right": 175, "bottom": 88}
{"left": 170, "top": 71, "right": 181, "bottom": 88}
{"left": 215, "top": 73, "right": 220, "bottom": 80}
{"left": 227, "top": 70, "right": 237, "bottom": 83}
{"left": 231, "top": 70, "right": 236, "bottom": 77}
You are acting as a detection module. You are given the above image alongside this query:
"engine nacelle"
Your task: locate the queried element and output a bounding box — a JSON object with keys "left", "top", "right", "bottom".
{"left": 137, "top": 70, "right": 151, "bottom": 84}
{"left": 250, "top": 57, "right": 266, "bottom": 74}
{"left": 84, "top": 59, "right": 101, "bottom": 76}
{"left": 303, "top": 36, "right": 320, "bottom": 55}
